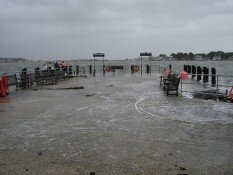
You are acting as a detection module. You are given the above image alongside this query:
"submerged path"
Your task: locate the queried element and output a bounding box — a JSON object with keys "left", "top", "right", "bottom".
{"left": 0, "top": 74, "right": 233, "bottom": 175}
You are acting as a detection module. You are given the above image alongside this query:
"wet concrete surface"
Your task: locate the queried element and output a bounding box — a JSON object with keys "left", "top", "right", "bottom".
{"left": 0, "top": 74, "right": 233, "bottom": 175}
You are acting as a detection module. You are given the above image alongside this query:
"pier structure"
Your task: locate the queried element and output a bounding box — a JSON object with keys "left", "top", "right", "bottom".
{"left": 0, "top": 72, "right": 233, "bottom": 174}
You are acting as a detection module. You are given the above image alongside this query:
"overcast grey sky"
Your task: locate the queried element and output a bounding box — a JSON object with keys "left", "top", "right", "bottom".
{"left": 0, "top": 0, "right": 233, "bottom": 60}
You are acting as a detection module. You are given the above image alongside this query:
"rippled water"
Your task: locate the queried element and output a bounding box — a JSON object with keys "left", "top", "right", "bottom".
{"left": 1, "top": 60, "right": 233, "bottom": 75}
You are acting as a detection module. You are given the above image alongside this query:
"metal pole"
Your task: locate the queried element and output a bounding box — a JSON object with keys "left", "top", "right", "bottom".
{"left": 93, "top": 57, "right": 96, "bottom": 76}
{"left": 216, "top": 75, "right": 219, "bottom": 91}
{"left": 141, "top": 56, "right": 142, "bottom": 75}
{"left": 180, "top": 78, "right": 183, "bottom": 93}
{"left": 150, "top": 57, "right": 151, "bottom": 75}
{"left": 103, "top": 56, "right": 105, "bottom": 76}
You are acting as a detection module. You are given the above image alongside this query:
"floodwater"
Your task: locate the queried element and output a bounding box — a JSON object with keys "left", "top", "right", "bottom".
{"left": 0, "top": 73, "right": 233, "bottom": 175}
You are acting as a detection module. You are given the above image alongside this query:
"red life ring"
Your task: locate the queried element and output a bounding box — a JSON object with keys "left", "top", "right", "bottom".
{"left": 133, "top": 66, "right": 140, "bottom": 72}
{"left": 106, "top": 66, "right": 112, "bottom": 72}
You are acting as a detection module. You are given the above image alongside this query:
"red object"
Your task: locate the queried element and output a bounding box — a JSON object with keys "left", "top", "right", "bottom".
{"left": 105, "top": 66, "right": 112, "bottom": 72}
{"left": 228, "top": 86, "right": 233, "bottom": 99}
{"left": 133, "top": 66, "right": 140, "bottom": 72}
{"left": 180, "top": 71, "right": 188, "bottom": 79}
{"left": 162, "top": 68, "right": 171, "bottom": 78}
{"left": 0, "top": 76, "right": 9, "bottom": 97}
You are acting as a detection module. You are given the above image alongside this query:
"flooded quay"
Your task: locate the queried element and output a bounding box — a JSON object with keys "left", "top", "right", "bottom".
{"left": 0, "top": 74, "right": 233, "bottom": 175}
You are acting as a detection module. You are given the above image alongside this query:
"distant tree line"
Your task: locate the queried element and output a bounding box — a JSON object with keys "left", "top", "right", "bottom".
{"left": 158, "top": 51, "right": 233, "bottom": 60}
{"left": 166, "top": 51, "right": 233, "bottom": 60}
{"left": 0, "top": 57, "right": 28, "bottom": 62}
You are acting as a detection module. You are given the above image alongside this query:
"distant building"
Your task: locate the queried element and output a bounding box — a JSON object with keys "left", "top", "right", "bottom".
{"left": 194, "top": 55, "right": 204, "bottom": 61}
{"left": 212, "top": 55, "right": 221, "bottom": 61}
{"left": 228, "top": 56, "right": 233, "bottom": 60}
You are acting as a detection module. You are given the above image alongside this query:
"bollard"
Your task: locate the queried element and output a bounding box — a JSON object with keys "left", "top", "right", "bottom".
{"left": 211, "top": 68, "right": 216, "bottom": 86}
{"left": 146, "top": 65, "right": 150, "bottom": 74}
{"left": 191, "top": 65, "right": 196, "bottom": 79}
{"left": 169, "top": 64, "right": 172, "bottom": 70}
{"left": 103, "top": 65, "right": 106, "bottom": 76}
{"left": 187, "top": 65, "right": 191, "bottom": 74}
{"left": 131, "top": 65, "right": 134, "bottom": 74}
{"left": 197, "top": 66, "right": 202, "bottom": 82}
{"left": 203, "top": 67, "right": 209, "bottom": 83}
{"left": 184, "top": 65, "right": 187, "bottom": 72}
{"left": 76, "top": 65, "right": 79, "bottom": 75}
{"left": 89, "top": 65, "right": 92, "bottom": 75}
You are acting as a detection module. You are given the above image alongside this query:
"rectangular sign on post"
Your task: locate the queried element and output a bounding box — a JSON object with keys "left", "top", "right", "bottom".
{"left": 140, "top": 52, "right": 152, "bottom": 56}
{"left": 93, "top": 53, "right": 105, "bottom": 57}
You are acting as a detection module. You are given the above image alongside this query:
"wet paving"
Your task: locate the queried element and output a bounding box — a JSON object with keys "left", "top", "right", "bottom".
{"left": 0, "top": 74, "right": 233, "bottom": 175}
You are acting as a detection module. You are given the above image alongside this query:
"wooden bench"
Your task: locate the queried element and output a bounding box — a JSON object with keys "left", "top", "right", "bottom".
{"left": 164, "top": 74, "right": 180, "bottom": 96}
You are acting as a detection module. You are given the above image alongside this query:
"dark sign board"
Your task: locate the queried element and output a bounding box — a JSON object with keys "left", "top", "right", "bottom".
{"left": 140, "top": 52, "right": 152, "bottom": 56}
{"left": 110, "top": 66, "right": 124, "bottom": 70}
{"left": 93, "top": 53, "right": 105, "bottom": 57}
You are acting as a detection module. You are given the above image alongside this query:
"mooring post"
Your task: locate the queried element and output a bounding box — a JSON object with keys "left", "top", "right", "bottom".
{"left": 146, "top": 65, "right": 150, "bottom": 74}
{"left": 203, "top": 67, "right": 209, "bottom": 83}
{"left": 191, "top": 65, "right": 196, "bottom": 79}
{"left": 197, "top": 66, "right": 202, "bottom": 82}
{"left": 184, "top": 65, "right": 187, "bottom": 72}
{"left": 169, "top": 64, "right": 172, "bottom": 70}
{"left": 187, "top": 65, "right": 191, "bottom": 74}
{"left": 131, "top": 65, "right": 134, "bottom": 74}
{"left": 76, "top": 65, "right": 79, "bottom": 75}
{"left": 89, "top": 65, "right": 92, "bottom": 75}
{"left": 211, "top": 68, "right": 216, "bottom": 86}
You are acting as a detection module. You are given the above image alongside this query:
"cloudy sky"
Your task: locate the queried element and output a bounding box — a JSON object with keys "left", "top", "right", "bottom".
{"left": 0, "top": 0, "right": 233, "bottom": 60}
